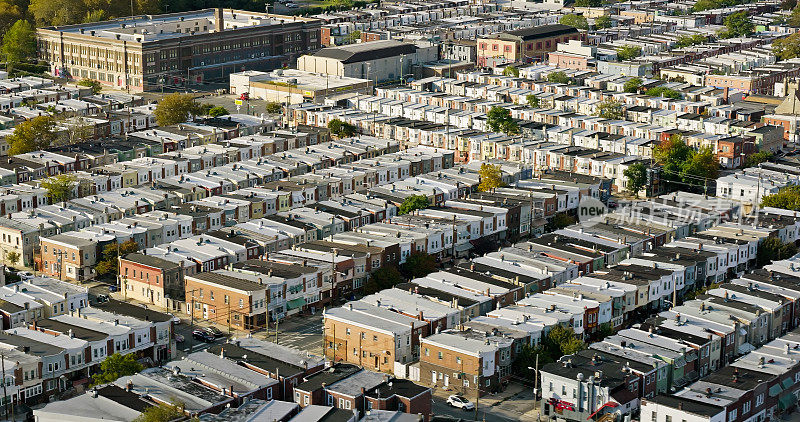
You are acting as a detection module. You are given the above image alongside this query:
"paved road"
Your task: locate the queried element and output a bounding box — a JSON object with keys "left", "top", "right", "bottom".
{"left": 255, "top": 313, "right": 324, "bottom": 354}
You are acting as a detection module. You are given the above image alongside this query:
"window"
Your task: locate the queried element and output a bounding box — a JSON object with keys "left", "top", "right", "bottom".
{"left": 438, "top": 352, "right": 443, "bottom": 360}
{"left": 666, "top": 416, "right": 671, "bottom": 422}
{"left": 651, "top": 411, "right": 657, "bottom": 422}
{"left": 729, "top": 409, "right": 737, "bottom": 421}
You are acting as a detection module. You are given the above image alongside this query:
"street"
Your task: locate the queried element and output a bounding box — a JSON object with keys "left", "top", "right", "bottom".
{"left": 431, "top": 381, "right": 538, "bottom": 421}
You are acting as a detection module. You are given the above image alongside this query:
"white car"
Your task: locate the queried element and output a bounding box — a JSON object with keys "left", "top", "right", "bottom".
{"left": 17, "top": 271, "right": 33, "bottom": 280}
{"left": 447, "top": 395, "right": 475, "bottom": 410}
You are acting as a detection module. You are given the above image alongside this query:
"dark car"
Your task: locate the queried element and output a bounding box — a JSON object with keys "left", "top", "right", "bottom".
{"left": 203, "top": 326, "right": 225, "bottom": 338}
{"left": 192, "top": 329, "right": 215, "bottom": 343}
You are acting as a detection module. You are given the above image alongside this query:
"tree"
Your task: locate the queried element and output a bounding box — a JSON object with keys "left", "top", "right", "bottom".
{"left": 574, "top": 0, "right": 602, "bottom": 6}
{"left": 616, "top": 45, "right": 642, "bottom": 61}
{"left": 364, "top": 265, "right": 403, "bottom": 294}
{"left": 512, "top": 344, "right": 553, "bottom": 386}
{"left": 550, "top": 213, "right": 576, "bottom": 230}
{"left": 543, "top": 325, "right": 585, "bottom": 360}
{"left": 595, "top": 15, "right": 612, "bottom": 29}
{"left": 96, "top": 240, "right": 139, "bottom": 277}
{"left": 83, "top": 9, "right": 107, "bottom": 23}
{"left": 90, "top": 353, "right": 143, "bottom": 386}
{"left": 153, "top": 93, "right": 200, "bottom": 127}
{"left": 344, "top": 30, "right": 361, "bottom": 44}
{"left": 77, "top": 79, "right": 102, "bottom": 94}
{"left": 757, "top": 237, "right": 798, "bottom": 266}
{"left": 654, "top": 135, "right": 719, "bottom": 192}
{"left": 745, "top": 151, "right": 773, "bottom": 167}
{"left": 559, "top": 14, "right": 588, "bottom": 30}
{"left": 502, "top": 66, "right": 520, "bottom": 77}
{"left": 773, "top": 33, "right": 800, "bottom": 60}
{"left": 789, "top": 7, "right": 800, "bottom": 26}
{"left": 783, "top": 0, "right": 797, "bottom": 9}
{"left": 692, "top": 0, "right": 721, "bottom": 12}
{"left": 0, "top": 2, "right": 23, "bottom": 41}
{"left": 7, "top": 115, "right": 58, "bottom": 155}
{"left": 645, "top": 86, "right": 682, "bottom": 99}
{"left": 675, "top": 34, "right": 707, "bottom": 48}
{"left": 398, "top": 194, "right": 429, "bottom": 215}
{"left": 623, "top": 77, "right": 643, "bottom": 93}
{"left": 486, "top": 106, "right": 519, "bottom": 135}
{"left": 595, "top": 98, "right": 625, "bottom": 120}
{"left": 478, "top": 163, "right": 506, "bottom": 192}
{"left": 68, "top": 117, "right": 94, "bottom": 144}
{"left": 207, "top": 106, "right": 229, "bottom": 117}
{"left": 547, "top": 71, "right": 572, "bottom": 84}
{"left": 41, "top": 174, "right": 77, "bottom": 204}
{"left": 526, "top": 94, "right": 540, "bottom": 108}
{"left": 400, "top": 251, "right": 437, "bottom": 279}
{"left": 5, "top": 250, "right": 19, "bottom": 266}
{"left": 2, "top": 20, "right": 35, "bottom": 73}
{"left": 623, "top": 162, "right": 648, "bottom": 196}
{"left": 719, "top": 11, "right": 754, "bottom": 38}
{"left": 762, "top": 185, "right": 800, "bottom": 210}
{"left": 327, "top": 118, "right": 357, "bottom": 137}
{"left": 133, "top": 400, "right": 186, "bottom": 422}
{"left": 266, "top": 102, "right": 283, "bottom": 114}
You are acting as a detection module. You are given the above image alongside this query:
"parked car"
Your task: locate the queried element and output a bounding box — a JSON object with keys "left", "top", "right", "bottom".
{"left": 203, "top": 326, "right": 225, "bottom": 338}
{"left": 447, "top": 395, "right": 475, "bottom": 410}
{"left": 168, "top": 314, "right": 182, "bottom": 325}
{"left": 192, "top": 329, "right": 215, "bottom": 343}
{"left": 96, "top": 294, "right": 110, "bottom": 303}
{"left": 174, "top": 333, "right": 185, "bottom": 343}
{"left": 108, "top": 285, "right": 118, "bottom": 292}
{"left": 17, "top": 271, "right": 33, "bottom": 280}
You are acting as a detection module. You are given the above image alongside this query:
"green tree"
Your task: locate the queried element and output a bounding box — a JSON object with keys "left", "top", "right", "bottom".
{"left": 719, "top": 11, "right": 754, "bottom": 38}
{"left": 502, "top": 66, "right": 520, "bottom": 77}
{"left": 543, "top": 325, "right": 585, "bottom": 359}
{"left": 773, "top": 33, "right": 800, "bottom": 60}
{"left": 400, "top": 251, "right": 437, "bottom": 279}
{"left": 789, "top": 7, "right": 800, "bottom": 26}
{"left": 96, "top": 240, "right": 140, "bottom": 277}
{"left": 133, "top": 400, "right": 186, "bottom": 422}
{"left": 5, "top": 250, "right": 19, "bottom": 267}
{"left": 692, "top": 0, "right": 721, "bottom": 12}
{"left": 7, "top": 115, "right": 58, "bottom": 155}
{"left": 762, "top": 185, "right": 800, "bottom": 210}
{"left": 0, "top": 2, "right": 23, "bottom": 41}
{"left": 783, "top": 0, "right": 797, "bottom": 9}
{"left": 623, "top": 77, "right": 643, "bottom": 93}
{"left": 2, "top": 20, "right": 35, "bottom": 73}
{"left": 547, "top": 71, "right": 572, "bottom": 84}
{"left": 512, "top": 344, "right": 553, "bottom": 387}
{"left": 745, "top": 151, "right": 773, "bottom": 167}
{"left": 549, "top": 213, "right": 576, "bottom": 230}
{"left": 616, "top": 45, "right": 642, "bottom": 61}
{"left": 207, "top": 106, "right": 229, "bottom": 117}
{"left": 398, "top": 194, "right": 429, "bottom": 215}
{"left": 596, "top": 323, "right": 615, "bottom": 340}
{"left": 91, "top": 353, "right": 143, "bottom": 386}
{"left": 526, "top": 94, "right": 540, "bottom": 108}
{"left": 654, "top": 135, "right": 718, "bottom": 192}
{"left": 595, "top": 15, "right": 612, "bottom": 29}
{"left": 266, "top": 102, "right": 283, "bottom": 114}
{"left": 478, "top": 163, "right": 506, "bottom": 192}
{"left": 595, "top": 98, "right": 625, "bottom": 119}
{"left": 645, "top": 86, "right": 682, "bottom": 99}
{"left": 83, "top": 9, "right": 107, "bottom": 23}
{"left": 344, "top": 30, "right": 361, "bottom": 43}
{"left": 41, "top": 174, "right": 77, "bottom": 204}
{"left": 560, "top": 14, "right": 589, "bottom": 30}
{"left": 77, "top": 79, "right": 102, "bottom": 94}
{"left": 675, "top": 34, "right": 708, "bottom": 47}
{"left": 327, "top": 118, "right": 357, "bottom": 137}
{"left": 153, "top": 93, "right": 200, "bottom": 127}
{"left": 574, "top": 0, "right": 602, "bottom": 5}
{"left": 486, "top": 106, "right": 519, "bottom": 135}
{"left": 623, "top": 162, "right": 648, "bottom": 196}
{"left": 364, "top": 265, "right": 403, "bottom": 294}
{"left": 327, "top": 118, "right": 343, "bottom": 136}
{"left": 757, "top": 237, "right": 798, "bottom": 266}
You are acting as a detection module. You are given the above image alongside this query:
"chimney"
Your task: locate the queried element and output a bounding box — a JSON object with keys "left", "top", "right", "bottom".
{"left": 214, "top": 8, "right": 224, "bottom": 32}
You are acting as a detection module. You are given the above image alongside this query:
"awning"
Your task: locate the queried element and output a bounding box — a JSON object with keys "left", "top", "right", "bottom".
{"left": 779, "top": 393, "right": 797, "bottom": 410}
{"left": 287, "top": 298, "right": 306, "bottom": 310}
{"left": 739, "top": 328, "right": 747, "bottom": 336}
{"left": 455, "top": 242, "right": 474, "bottom": 252}
{"left": 783, "top": 377, "right": 795, "bottom": 389}
{"left": 769, "top": 384, "right": 784, "bottom": 397}
{"left": 738, "top": 343, "right": 755, "bottom": 355}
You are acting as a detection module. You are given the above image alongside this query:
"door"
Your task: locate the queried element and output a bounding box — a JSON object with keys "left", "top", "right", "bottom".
{"left": 202, "top": 305, "right": 208, "bottom": 319}
{"left": 444, "top": 374, "right": 450, "bottom": 387}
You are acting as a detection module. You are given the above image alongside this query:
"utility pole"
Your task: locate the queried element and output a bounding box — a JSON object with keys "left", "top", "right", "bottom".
{"left": 1, "top": 352, "right": 7, "bottom": 421}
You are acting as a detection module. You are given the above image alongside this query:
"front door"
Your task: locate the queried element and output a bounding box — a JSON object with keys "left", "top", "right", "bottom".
{"left": 202, "top": 305, "right": 208, "bottom": 319}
